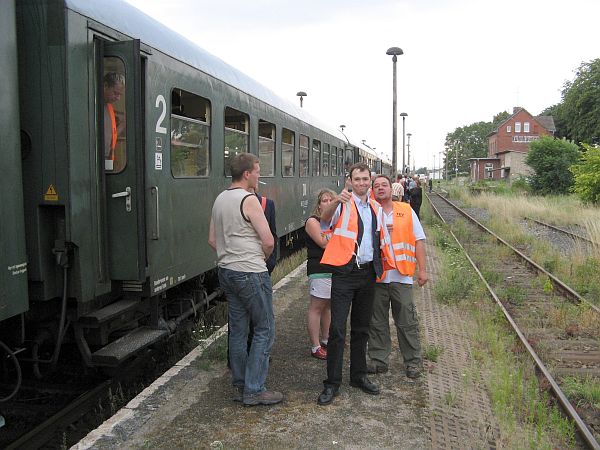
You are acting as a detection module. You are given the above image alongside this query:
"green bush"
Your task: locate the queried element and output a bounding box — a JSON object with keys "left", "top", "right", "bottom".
{"left": 570, "top": 143, "right": 600, "bottom": 204}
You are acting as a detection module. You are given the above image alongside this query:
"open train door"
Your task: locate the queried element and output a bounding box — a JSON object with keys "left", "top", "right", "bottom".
{"left": 100, "top": 39, "right": 146, "bottom": 282}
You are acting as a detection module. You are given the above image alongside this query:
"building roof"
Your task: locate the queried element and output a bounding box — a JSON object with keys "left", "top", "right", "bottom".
{"left": 535, "top": 116, "right": 556, "bottom": 132}
{"left": 488, "top": 107, "right": 555, "bottom": 136}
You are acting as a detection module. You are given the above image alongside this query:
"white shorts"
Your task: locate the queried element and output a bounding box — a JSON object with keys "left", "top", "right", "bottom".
{"left": 309, "top": 277, "right": 332, "bottom": 300}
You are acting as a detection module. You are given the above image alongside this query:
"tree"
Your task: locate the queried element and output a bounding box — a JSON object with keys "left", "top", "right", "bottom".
{"left": 570, "top": 143, "right": 600, "bottom": 204}
{"left": 443, "top": 111, "right": 511, "bottom": 177}
{"left": 541, "top": 59, "right": 600, "bottom": 145}
{"left": 525, "top": 136, "right": 580, "bottom": 195}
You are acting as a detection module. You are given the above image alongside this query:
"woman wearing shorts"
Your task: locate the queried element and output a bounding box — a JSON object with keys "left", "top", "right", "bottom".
{"left": 305, "top": 189, "right": 335, "bottom": 360}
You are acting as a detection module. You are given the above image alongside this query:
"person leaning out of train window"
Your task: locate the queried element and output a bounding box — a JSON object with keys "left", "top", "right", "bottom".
{"left": 316, "top": 162, "right": 385, "bottom": 406}
{"left": 367, "top": 174, "right": 427, "bottom": 379}
{"left": 103, "top": 72, "right": 125, "bottom": 171}
{"left": 304, "top": 189, "right": 336, "bottom": 360}
{"left": 208, "top": 152, "right": 282, "bottom": 407}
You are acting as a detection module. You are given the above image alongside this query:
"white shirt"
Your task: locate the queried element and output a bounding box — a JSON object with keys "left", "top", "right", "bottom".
{"left": 378, "top": 208, "right": 425, "bottom": 285}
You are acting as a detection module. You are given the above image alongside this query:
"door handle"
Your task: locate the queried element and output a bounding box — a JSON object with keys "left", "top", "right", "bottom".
{"left": 111, "top": 186, "right": 132, "bottom": 212}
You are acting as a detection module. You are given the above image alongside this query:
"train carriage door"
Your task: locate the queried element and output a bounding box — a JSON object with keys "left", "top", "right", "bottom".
{"left": 100, "top": 39, "right": 146, "bottom": 281}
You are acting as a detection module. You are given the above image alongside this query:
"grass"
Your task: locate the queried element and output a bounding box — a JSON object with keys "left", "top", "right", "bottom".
{"left": 427, "top": 208, "right": 577, "bottom": 448}
{"left": 271, "top": 248, "right": 307, "bottom": 286}
{"left": 423, "top": 343, "right": 444, "bottom": 362}
{"left": 561, "top": 376, "right": 600, "bottom": 409}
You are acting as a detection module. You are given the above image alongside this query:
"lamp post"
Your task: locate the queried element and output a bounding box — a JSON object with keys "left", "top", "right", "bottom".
{"left": 400, "top": 112, "right": 407, "bottom": 177}
{"left": 455, "top": 144, "right": 459, "bottom": 183}
{"left": 406, "top": 133, "right": 412, "bottom": 174}
{"left": 386, "top": 46, "right": 404, "bottom": 177}
{"left": 439, "top": 151, "right": 444, "bottom": 180}
{"left": 433, "top": 154, "right": 436, "bottom": 180}
{"left": 296, "top": 91, "right": 307, "bottom": 108}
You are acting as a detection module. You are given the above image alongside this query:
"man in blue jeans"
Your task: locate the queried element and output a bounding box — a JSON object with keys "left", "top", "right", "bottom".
{"left": 208, "top": 153, "right": 282, "bottom": 406}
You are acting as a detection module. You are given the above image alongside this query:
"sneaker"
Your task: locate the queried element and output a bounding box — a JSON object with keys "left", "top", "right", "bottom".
{"left": 243, "top": 390, "right": 283, "bottom": 406}
{"left": 406, "top": 366, "right": 422, "bottom": 379}
{"left": 232, "top": 386, "right": 244, "bottom": 402}
{"left": 320, "top": 341, "right": 328, "bottom": 350}
{"left": 311, "top": 346, "right": 327, "bottom": 360}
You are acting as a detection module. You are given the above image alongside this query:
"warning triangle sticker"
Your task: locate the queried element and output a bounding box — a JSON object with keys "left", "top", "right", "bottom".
{"left": 44, "top": 184, "right": 58, "bottom": 201}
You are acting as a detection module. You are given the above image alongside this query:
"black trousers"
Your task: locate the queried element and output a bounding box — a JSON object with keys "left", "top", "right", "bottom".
{"left": 325, "top": 263, "right": 376, "bottom": 388}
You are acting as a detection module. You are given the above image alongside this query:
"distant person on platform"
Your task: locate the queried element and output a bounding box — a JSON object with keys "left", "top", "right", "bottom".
{"left": 103, "top": 72, "right": 125, "bottom": 171}
{"left": 316, "top": 162, "right": 384, "bottom": 406}
{"left": 208, "top": 153, "right": 282, "bottom": 407}
{"left": 409, "top": 177, "right": 423, "bottom": 220}
{"left": 368, "top": 174, "right": 427, "bottom": 379}
{"left": 428, "top": 177, "right": 433, "bottom": 193}
{"left": 391, "top": 182, "right": 404, "bottom": 202}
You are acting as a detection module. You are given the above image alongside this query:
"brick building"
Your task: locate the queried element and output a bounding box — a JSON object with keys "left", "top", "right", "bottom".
{"left": 469, "top": 107, "right": 555, "bottom": 181}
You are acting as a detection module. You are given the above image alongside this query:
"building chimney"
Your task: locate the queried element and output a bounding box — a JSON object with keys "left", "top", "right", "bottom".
{"left": 513, "top": 106, "right": 521, "bottom": 114}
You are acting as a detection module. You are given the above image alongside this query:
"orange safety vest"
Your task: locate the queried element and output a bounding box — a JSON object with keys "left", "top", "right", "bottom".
{"left": 379, "top": 201, "right": 417, "bottom": 280}
{"left": 320, "top": 198, "right": 383, "bottom": 267}
{"left": 106, "top": 103, "right": 117, "bottom": 159}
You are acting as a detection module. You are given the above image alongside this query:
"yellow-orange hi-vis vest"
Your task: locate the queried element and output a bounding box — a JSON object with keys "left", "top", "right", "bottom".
{"left": 379, "top": 201, "right": 417, "bottom": 279}
{"left": 320, "top": 198, "right": 382, "bottom": 267}
{"left": 107, "top": 103, "right": 117, "bottom": 160}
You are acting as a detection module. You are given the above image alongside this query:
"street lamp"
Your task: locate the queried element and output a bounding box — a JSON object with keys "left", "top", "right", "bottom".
{"left": 400, "top": 112, "right": 407, "bottom": 177}
{"left": 296, "top": 91, "right": 307, "bottom": 108}
{"left": 339, "top": 124, "right": 349, "bottom": 144}
{"left": 439, "top": 151, "right": 443, "bottom": 180}
{"left": 433, "top": 154, "right": 436, "bottom": 180}
{"left": 455, "top": 144, "right": 459, "bottom": 183}
{"left": 406, "top": 133, "right": 412, "bottom": 174}
{"left": 386, "top": 46, "right": 404, "bottom": 177}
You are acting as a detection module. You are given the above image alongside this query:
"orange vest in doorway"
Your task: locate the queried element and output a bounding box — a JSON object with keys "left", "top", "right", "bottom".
{"left": 379, "top": 201, "right": 417, "bottom": 280}
{"left": 107, "top": 103, "right": 117, "bottom": 160}
{"left": 320, "top": 198, "right": 382, "bottom": 267}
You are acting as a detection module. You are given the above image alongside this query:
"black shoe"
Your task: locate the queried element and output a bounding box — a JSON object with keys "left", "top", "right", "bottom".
{"left": 406, "top": 366, "right": 422, "bottom": 379}
{"left": 317, "top": 386, "right": 339, "bottom": 405}
{"left": 350, "top": 376, "right": 380, "bottom": 395}
{"left": 367, "top": 363, "right": 389, "bottom": 374}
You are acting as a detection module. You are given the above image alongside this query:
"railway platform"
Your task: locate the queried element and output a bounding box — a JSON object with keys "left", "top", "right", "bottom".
{"left": 73, "top": 240, "right": 499, "bottom": 449}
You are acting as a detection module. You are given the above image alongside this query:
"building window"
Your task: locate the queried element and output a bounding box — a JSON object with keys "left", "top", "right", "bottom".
{"left": 485, "top": 163, "right": 493, "bottom": 179}
{"left": 515, "top": 122, "right": 521, "bottom": 133}
{"left": 299, "top": 134, "right": 309, "bottom": 177}
{"left": 224, "top": 107, "right": 249, "bottom": 176}
{"left": 524, "top": 122, "right": 530, "bottom": 133}
{"left": 258, "top": 119, "right": 275, "bottom": 177}
{"left": 170, "top": 88, "right": 211, "bottom": 178}
{"left": 282, "top": 128, "right": 294, "bottom": 177}
{"left": 506, "top": 125, "right": 511, "bottom": 133}
{"left": 312, "top": 139, "right": 321, "bottom": 176}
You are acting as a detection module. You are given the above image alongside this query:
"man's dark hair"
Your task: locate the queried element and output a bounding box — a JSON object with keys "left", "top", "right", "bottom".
{"left": 104, "top": 72, "right": 125, "bottom": 87}
{"left": 372, "top": 174, "right": 392, "bottom": 187}
{"left": 348, "top": 162, "right": 371, "bottom": 179}
{"left": 230, "top": 152, "right": 259, "bottom": 181}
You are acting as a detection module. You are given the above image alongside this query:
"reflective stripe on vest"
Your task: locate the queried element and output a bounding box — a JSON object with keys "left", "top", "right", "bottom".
{"left": 107, "top": 103, "right": 117, "bottom": 159}
{"left": 320, "top": 199, "right": 381, "bottom": 267}
{"left": 379, "top": 201, "right": 417, "bottom": 279}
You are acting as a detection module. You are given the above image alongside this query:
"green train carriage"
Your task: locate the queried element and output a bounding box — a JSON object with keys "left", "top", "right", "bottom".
{"left": 1, "top": 0, "right": 388, "bottom": 395}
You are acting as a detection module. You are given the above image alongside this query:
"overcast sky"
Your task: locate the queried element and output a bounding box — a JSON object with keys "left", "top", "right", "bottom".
{"left": 125, "top": 0, "right": 599, "bottom": 171}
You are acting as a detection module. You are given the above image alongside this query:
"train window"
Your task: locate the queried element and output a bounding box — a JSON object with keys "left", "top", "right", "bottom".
{"left": 299, "top": 134, "right": 309, "bottom": 177}
{"left": 322, "top": 143, "right": 329, "bottom": 176}
{"left": 282, "top": 128, "right": 295, "bottom": 177}
{"left": 224, "top": 107, "right": 249, "bottom": 176}
{"left": 258, "top": 120, "right": 275, "bottom": 177}
{"left": 170, "top": 88, "right": 211, "bottom": 178}
{"left": 338, "top": 151, "right": 344, "bottom": 176}
{"left": 103, "top": 59, "right": 126, "bottom": 173}
{"left": 312, "top": 140, "right": 321, "bottom": 176}
{"left": 330, "top": 146, "right": 337, "bottom": 175}
{"left": 344, "top": 148, "right": 354, "bottom": 174}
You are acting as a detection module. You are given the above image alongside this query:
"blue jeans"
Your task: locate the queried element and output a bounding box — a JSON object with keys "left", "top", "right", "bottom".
{"left": 218, "top": 268, "right": 274, "bottom": 395}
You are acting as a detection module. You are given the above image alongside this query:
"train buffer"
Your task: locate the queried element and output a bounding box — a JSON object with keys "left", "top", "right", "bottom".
{"left": 74, "top": 242, "right": 502, "bottom": 449}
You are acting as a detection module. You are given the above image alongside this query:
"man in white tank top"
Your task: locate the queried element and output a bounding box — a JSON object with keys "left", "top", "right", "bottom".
{"left": 208, "top": 153, "right": 282, "bottom": 406}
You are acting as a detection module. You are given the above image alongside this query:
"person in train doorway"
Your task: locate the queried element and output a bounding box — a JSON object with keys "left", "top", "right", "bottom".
{"left": 103, "top": 72, "right": 125, "bottom": 171}
{"left": 367, "top": 174, "right": 428, "bottom": 379}
{"left": 208, "top": 153, "right": 283, "bottom": 406}
{"left": 316, "top": 162, "right": 384, "bottom": 406}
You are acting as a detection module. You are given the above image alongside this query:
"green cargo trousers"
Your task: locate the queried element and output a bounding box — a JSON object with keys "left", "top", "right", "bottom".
{"left": 368, "top": 282, "right": 421, "bottom": 368}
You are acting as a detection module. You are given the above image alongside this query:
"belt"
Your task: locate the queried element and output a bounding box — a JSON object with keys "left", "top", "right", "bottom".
{"left": 354, "top": 261, "right": 373, "bottom": 270}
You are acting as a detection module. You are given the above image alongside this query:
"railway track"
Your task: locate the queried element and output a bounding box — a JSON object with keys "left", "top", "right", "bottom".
{"left": 525, "top": 216, "right": 597, "bottom": 248}
{"left": 427, "top": 192, "right": 600, "bottom": 449}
